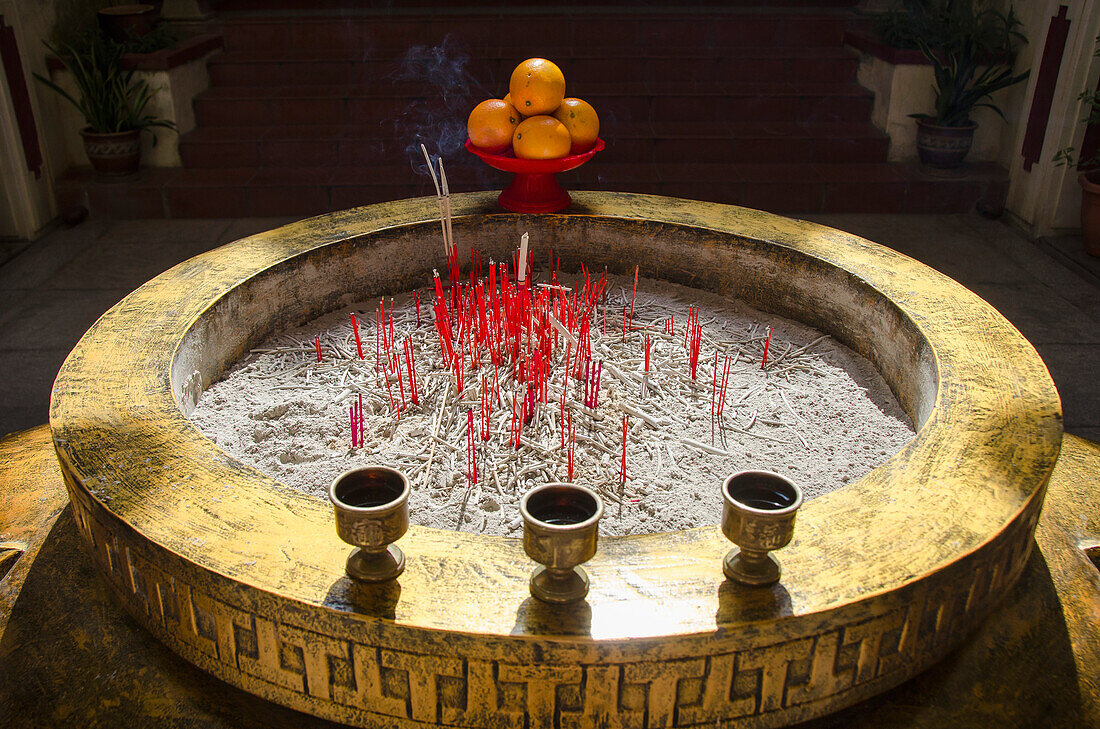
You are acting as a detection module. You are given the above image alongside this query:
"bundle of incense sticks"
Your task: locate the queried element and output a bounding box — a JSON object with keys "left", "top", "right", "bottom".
{"left": 688, "top": 322, "right": 702, "bottom": 380}
{"left": 403, "top": 338, "right": 419, "bottom": 405}
{"left": 421, "top": 144, "right": 461, "bottom": 294}
{"left": 349, "top": 393, "right": 364, "bottom": 448}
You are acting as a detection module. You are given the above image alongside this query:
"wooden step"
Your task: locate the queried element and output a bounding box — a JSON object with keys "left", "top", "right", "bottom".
{"left": 217, "top": 13, "right": 852, "bottom": 53}
{"left": 206, "top": 46, "right": 860, "bottom": 87}
{"left": 191, "top": 81, "right": 874, "bottom": 128}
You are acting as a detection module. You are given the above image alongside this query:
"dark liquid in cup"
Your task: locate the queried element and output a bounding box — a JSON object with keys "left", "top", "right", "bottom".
{"left": 740, "top": 495, "right": 791, "bottom": 510}
{"left": 534, "top": 502, "right": 594, "bottom": 525}
{"left": 727, "top": 479, "right": 797, "bottom": 511}
{"left": 335, "top": 471, "right": 404, "bottom": 508}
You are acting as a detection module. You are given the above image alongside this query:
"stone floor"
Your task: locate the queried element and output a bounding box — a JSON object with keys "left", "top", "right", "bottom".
{"left": 0, "top": 212, "right": 1097, "bottom": 442}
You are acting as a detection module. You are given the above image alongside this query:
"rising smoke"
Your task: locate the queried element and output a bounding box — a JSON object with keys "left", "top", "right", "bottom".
{"left": 388, "top": 35, "right": 497, "bottom": 189}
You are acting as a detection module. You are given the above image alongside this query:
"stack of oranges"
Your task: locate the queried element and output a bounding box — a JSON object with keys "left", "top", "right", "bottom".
{"left": 467, "top": 58, "right": 599, "bottom": 160}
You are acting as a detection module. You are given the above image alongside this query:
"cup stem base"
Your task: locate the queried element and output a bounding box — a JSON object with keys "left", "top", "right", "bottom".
{"left": 723, "top": 548, "right": 781, "bottom": 586}
{"left": 346, "top": 545, "right": 405, "bottom": 583}
{"left": 530, "top": 565, "right": 589, "bottom": 603}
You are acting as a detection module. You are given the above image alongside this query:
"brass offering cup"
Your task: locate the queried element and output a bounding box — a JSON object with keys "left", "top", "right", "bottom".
{"left": 330, "top": 466, "right": 410, "bottom": 583}
{"left": 721, "top": 471, "right": 803, "bottom": 587}
{"left": 520, "top": 483, "right": 604, "bottom": 604}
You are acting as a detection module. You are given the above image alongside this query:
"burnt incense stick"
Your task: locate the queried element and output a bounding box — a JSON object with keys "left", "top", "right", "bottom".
{"left": 439, "top": 158, "right": 455, "bottom": 259}
{"left": 518, "top": 232, "right": 529, "bottom": 284}
{"left": 420, "top": 144, "right": 449, "bottom": 258}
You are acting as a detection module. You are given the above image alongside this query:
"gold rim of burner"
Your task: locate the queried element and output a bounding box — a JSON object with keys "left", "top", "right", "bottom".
{"left": 49, "top": 192, "right": 1063, "bottom": 728}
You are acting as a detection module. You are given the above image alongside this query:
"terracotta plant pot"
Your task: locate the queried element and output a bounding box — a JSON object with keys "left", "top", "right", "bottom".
{"left": 1079, "top": 172, "right": 1100, "bottom": 258}
{"left": 81, "top": 128, "right": 141, "bottom": 176}
{"left": 915, "top": 119, "right": 977, "bottom": 170}
{"left": 98, "top": 4, "right": 159, "bottom": 44}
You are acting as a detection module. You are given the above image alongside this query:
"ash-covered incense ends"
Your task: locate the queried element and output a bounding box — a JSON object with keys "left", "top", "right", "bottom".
{"left": 330, "top": 466, "right": 410, "bottom": 583}
{"left": 521, "top": 483, "right": 603, "bottom": 603}
{"left": 518, "top": 232, "right": 529, "bottom": 283}
{"left": 720, "top": 470, "right": 803, "bottom": 587}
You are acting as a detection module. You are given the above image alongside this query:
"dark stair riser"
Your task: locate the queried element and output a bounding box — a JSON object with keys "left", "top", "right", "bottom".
{"left": 206, "top": 53, "right": 859, "bottom": 87}
{"left": 218, "top": 16, "right": 850, "bottom": 53}
{"left": 191, "top": 91, "right": 873, "bottom": 129}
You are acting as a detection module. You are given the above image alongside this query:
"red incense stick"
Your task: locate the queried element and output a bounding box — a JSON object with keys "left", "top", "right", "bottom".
{"left": 350, "top": 313, "right": 364, "bottom": 359}
{"left": 404, "top": 338, "right": 419, "bottom": 405}
{"left": 481, "top": 377, "right": 491, "bottom": 441}
{"left": 396, "top": 362, "right": 406, "bottom": 410}
{"left": 315, "top": 337, "right": 322, "bottom": 362}
{"left": 350, "top": 405, "right": 357, "bottom": 448}
{"left": 467, "top": 409, "right": 477, "bottom": 486}
{"left": 511, "top": 393, "right": 520, "bottom": 449}
{"left": 711, "top": 350, "right": 719, "bottom": 418}
{"left": 717, "top": 356, "right": 732, "bottom": 417}
{"left": 689, "top": 324, "right": 702, "bottom": 380}
{"left": 761, "top": 326, "right": 774, "bottom": 369}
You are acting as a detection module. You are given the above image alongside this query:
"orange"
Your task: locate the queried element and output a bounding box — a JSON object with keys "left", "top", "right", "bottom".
{"left": 552, "top": 98, "right": 599, "bottom": 154}
{"left": 502, "top": 92, "right": 526, "bottom": 117}
{"left": 513, "top": 115, "right": 572, "bottom": 159}
{"left": 509, "top": 58, "right": 566, "bottom": 116}
{"left": 467, "top": 99, "right": 521, "bottom": 152}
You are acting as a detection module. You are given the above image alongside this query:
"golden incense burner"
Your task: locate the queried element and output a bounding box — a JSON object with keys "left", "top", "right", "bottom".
{"left": 47, "top": 192, "right": 1063, "bottom": 728}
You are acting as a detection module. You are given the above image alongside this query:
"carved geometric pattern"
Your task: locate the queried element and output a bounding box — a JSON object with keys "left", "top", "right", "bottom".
{"left": 60, "top": 461, "right": 1042, "bottom": 728}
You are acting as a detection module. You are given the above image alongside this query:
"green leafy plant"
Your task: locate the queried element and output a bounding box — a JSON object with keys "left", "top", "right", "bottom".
{"left": 117, "top": 22, "right": 177, "bottom": 55}
{"left": 33, "top": 32, "right": 176, "bottom": 137}
{"left": 877, "top": 0, "right": 1030, "bottom": 127}
{"left": 1054, "top": 35, "right": 1100, "bottom": 172}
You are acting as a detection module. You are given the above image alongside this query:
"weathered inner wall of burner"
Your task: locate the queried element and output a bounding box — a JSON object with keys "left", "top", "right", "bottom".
{"left": 171, "top": 214, "right": 936, "bottom": 431}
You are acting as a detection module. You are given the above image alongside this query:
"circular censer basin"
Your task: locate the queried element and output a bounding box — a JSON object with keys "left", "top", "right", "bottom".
{"left": 50, "top": 193, "right": 1062, "bottom": 728}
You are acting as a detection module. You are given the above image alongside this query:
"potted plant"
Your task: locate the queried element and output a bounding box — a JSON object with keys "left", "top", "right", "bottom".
{"left": 34, "top": 32, "right": 175, "bottom": 176}
{"left": 1054, "top": 35, "right": 1100, "bottom": 258}
{"left": 879, "top": 0, "right": 1030, "bottom": 170}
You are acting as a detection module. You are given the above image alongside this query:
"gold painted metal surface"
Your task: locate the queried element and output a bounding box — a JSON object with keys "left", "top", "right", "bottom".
{"left": 47, "top": 193, "right": 1063, "bottom": 727}
{"left": 3, "top": 430, "right": 1097, "bottom": 727}
{"left": 0, "top": 426, "right": 71, "bottom": 636}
